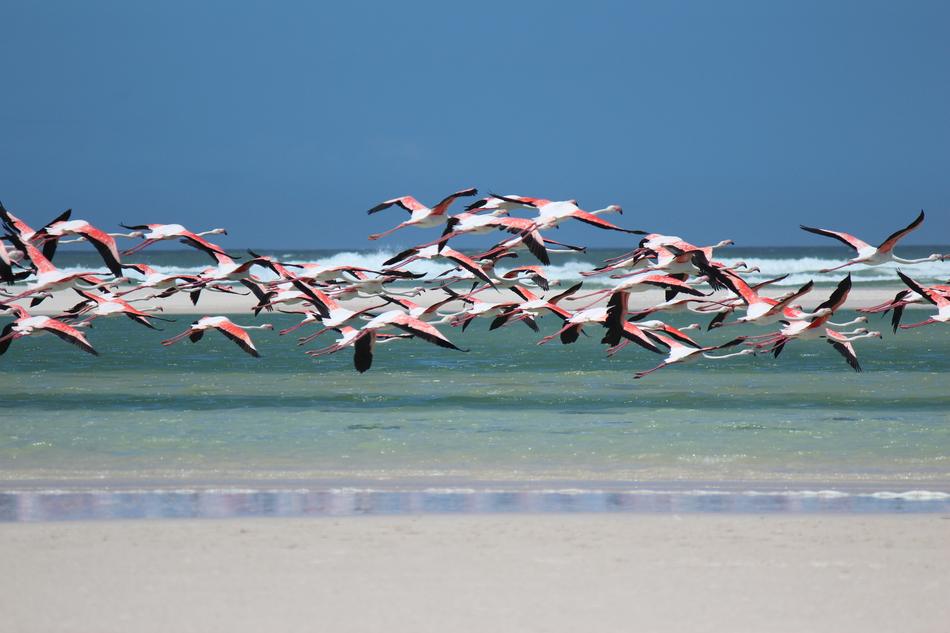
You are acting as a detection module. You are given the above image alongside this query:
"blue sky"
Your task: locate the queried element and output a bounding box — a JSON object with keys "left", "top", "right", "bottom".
{"left": 2, "top": 1, "right": 948, "bottom": 248}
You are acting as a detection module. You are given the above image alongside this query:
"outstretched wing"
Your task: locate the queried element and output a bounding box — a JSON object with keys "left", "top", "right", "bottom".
{"left": 878, "top": 210, "right": 924, "bottom": 252}
{"left": 799, "top": 225, "right": 870, "bottom": 253}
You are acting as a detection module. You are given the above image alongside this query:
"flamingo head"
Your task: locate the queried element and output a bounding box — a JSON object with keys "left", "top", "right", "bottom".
{"left": 606, "top": 204, "right": 622, "bottom": 215}
{"left": 716, "top": 239, "right": 735, "bottom": 248}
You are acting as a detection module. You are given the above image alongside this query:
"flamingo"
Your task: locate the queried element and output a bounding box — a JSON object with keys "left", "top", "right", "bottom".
{"left": 0, "top": 202, "right": 72, "bottom": 263}
{"left": 499, "top": 266, "right": 555, "bottom": 291}
{"left": 161, "top": 317, "right": 273, "bottom": 357}
{"left": 305, "top": 311, "right": 466, "bottom": 372}
{"left": 474, "top": 232, "right": 587, "bottom": 265}
{"left": 896, "top": 271, "right": 950, "bottom": 328}
{"left": 822, "top": 328, "right": 882, "bottom": 372}
{"left": 1, "top": 233, "right": 117, "bottom": 306}
{"left": 64, "top": 288, "right": 174, "bottom": 330}
{"left": 382, "top": 244, "right": 496, "bottom": 287}
{"left": 303, "top": 326, "right": 412, "bottom": 373}
{"left": 0, "top": 304, "right": 97, "bottom": 356}
{"left": 800, "top": 210, "right": 946, "bottom": 272}
{"left": 479, "top": 283, "right": 582, "bottom": 332}
{"left": 631, "top": 334, "right": 753, "bottom": 379}
{"left": 367, "top": 187, "right": 478, "bottom": 240}
{"left": 711, "top": 274, "right": 820, "bottom": 327}
{"left": 486, "top": 194, "right": 643, "bottom": 234}
{"left": 270, "top": 281, "right": 390, "bottom": 343}
{"left": 537, "top": 291, "right": 661, "bottom": 352}
{"left": 118, "top": 223, "right": 229, "bottom": 258}
{"left": 424, "top": 212, "right": 553, "bottom": 265}
{"left": 859, "top": 280, "right": 950, "bottom": 332}
{"left": 113, "top": 264, "right": 205, "bottom": 300}
{"left": 604, "top": 320, "right": 702, "bottom": 356}
{"left": 0, "top": 237, "right": 32, "bottom": 284}
{"left": 568, "top": 273, "right": 707, "bottom": 308}
{"left": 32, "top": 219, "right": 127, "bottom": 277}
{"left": 748, "top": 275, "right": 868, "bottom": 356}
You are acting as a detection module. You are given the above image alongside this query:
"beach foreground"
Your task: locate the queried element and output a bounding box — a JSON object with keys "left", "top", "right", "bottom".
{"left": 3, "top": 514, "right": 948, "bottom": 633}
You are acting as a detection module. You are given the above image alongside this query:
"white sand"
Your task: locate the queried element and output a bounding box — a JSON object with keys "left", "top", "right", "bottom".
{"left": 2, "top": 514, "right": 948, "bottom": 633}
{"left": 1, "top": 284, "right": 918, "bottom": 315}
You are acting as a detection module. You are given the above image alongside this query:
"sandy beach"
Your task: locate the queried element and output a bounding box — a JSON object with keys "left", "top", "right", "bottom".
{"left": 1, "top": 283, "right": 922, "bottom": 315}
{"left": 2, "top": 514, "right": 948, "bottom": 633}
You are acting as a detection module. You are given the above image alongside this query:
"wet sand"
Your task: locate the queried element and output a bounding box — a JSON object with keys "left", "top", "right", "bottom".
{"left": 2, "top": 514, "right": 948, "bottom": 633}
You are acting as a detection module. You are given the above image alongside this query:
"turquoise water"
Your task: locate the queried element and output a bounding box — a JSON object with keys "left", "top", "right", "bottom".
{"left": 1, "top": 311, "right": 948, "bottom": 491}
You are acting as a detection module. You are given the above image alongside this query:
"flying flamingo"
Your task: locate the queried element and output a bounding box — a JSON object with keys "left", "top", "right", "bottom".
{"left": 822, "top": 328, "right": 882, "bottom": 372}
{"left": 711, "top": 274, "right": 820, "bottom": 327}
{"left": 747, "top": 275, "right": 869, "bottom": 357}
{"left": 382, "top": 244, "right": 496, "bottom": 287}
{"left": 32, "top": 219, "right": 129, "bottom": 277}
{"left": 859, "top": 279, "right": 950, "bottom": 332}
{"left": 568, "top": 273, "right": 707, "bottom": 308}
{"left": 306, "top": 311, "right": 467, "bottom": 372}
{"left": 631, "top": 334, "right": 753, "bottom": 379}
{"left": 0, "top": 304, "right": 97, "bottom": 356}
{"left": 800, "top": 210, "right": 946, "bottom": 272}
{"left": 367, "top": 187, "right": 478, "bottom": 240}
{"left": 485, "top": 194, "right": 643, "bottom": 234}
{"left": 896, "top": 271, "right": 950, "bottom": 329}
{"left": 64, "top": 289, "right": 174, "bottom": 330}
{"left": 537, "top": 291, "right": 661, "bottom": 352}
{"left": 303, "top": 326, "right": 413, "bottom": 373}
{"left": 118, "top": 223, "right": 229, "bottom": 258}
{"left": 0, "top": 234, "right": 117, "bottom": 306}
{"left": 0, "top": 202, "right": 72, "bottom": 263}
{"left": 161, "top": 316, "right": 273, "bottom": 357}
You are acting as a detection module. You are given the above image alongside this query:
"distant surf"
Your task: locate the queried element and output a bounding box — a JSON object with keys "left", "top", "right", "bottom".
{"left": 35, "top": 245, "right": 950, "bottom": 288}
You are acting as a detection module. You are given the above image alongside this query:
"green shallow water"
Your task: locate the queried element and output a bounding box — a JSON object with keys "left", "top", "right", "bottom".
{"left": 0, "top": 312, "right": 948, "bottom": 486}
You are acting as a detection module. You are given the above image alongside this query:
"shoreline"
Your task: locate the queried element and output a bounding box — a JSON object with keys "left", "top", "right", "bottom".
{"left": 0, "top": 283, "right": 928, "bottom": 315}
{"left": 3, "top": 514, "right": 948, "bottom": 632}
{"left": 3, "top": 481, "right": 949, "bottom": 523}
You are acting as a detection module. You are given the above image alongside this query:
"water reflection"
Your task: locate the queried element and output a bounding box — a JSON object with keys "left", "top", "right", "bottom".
{"left": 0, "top": 488, "right": 947, "bottom": 522}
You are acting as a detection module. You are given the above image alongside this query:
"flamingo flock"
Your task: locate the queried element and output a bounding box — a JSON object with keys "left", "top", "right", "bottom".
{"left": 1, "top": 194, "right": 947, "bottom": 378}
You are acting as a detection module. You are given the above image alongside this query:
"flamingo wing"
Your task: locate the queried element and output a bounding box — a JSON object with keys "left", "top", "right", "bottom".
{"left": 353, "top": 329, "right": 375, "bottom": 373}
{"left": 824, "top": 330, "right": 862, "bottom": 372}
{"left": 815, "top": 274, "right": 852, "bottom": 314}
{"left": 620, "top": 322, "right": 665, "bottom": 354}
{"left": 72, "top": 224, "right": 123, "bottom": 277}
{"left": 386, "top": 313, "right": 466, "bottom": 351}
{"left": 877, "top": 210, "right": 924, "bottom": 252}
{"left": 799, "top": 225, "right": 870, "bottom": 253}
{"left": 179, "top": 232, "right": 231, "bottom": 261}
{"left": 897, "top": 271, "right": 948, "bottom": 307}
{"left": 442, "top": 249, "right": 495, "bottom": 287}
{"left": 367, "top": 196, "right": 427, "bottom": 215}
{"left": 38, "top": 318, "right": 98, "bottom": 356}
{"left": 569, "top": 209, "right": 643, "bottom": 234}
{"left": 214, "top": 320, "right": 262, "bottom": 357}
{"left": 430, "top": 188, "right": 478, "bottom": 216}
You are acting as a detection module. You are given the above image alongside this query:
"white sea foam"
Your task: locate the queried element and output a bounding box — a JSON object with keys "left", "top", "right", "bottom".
{"left": 15, "top": 250, "right": 950, "bottom": 288}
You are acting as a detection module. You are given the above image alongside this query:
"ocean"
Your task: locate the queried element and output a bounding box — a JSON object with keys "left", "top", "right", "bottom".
{"left": 1, "top": 247, "right": 948, "bottom": 520}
